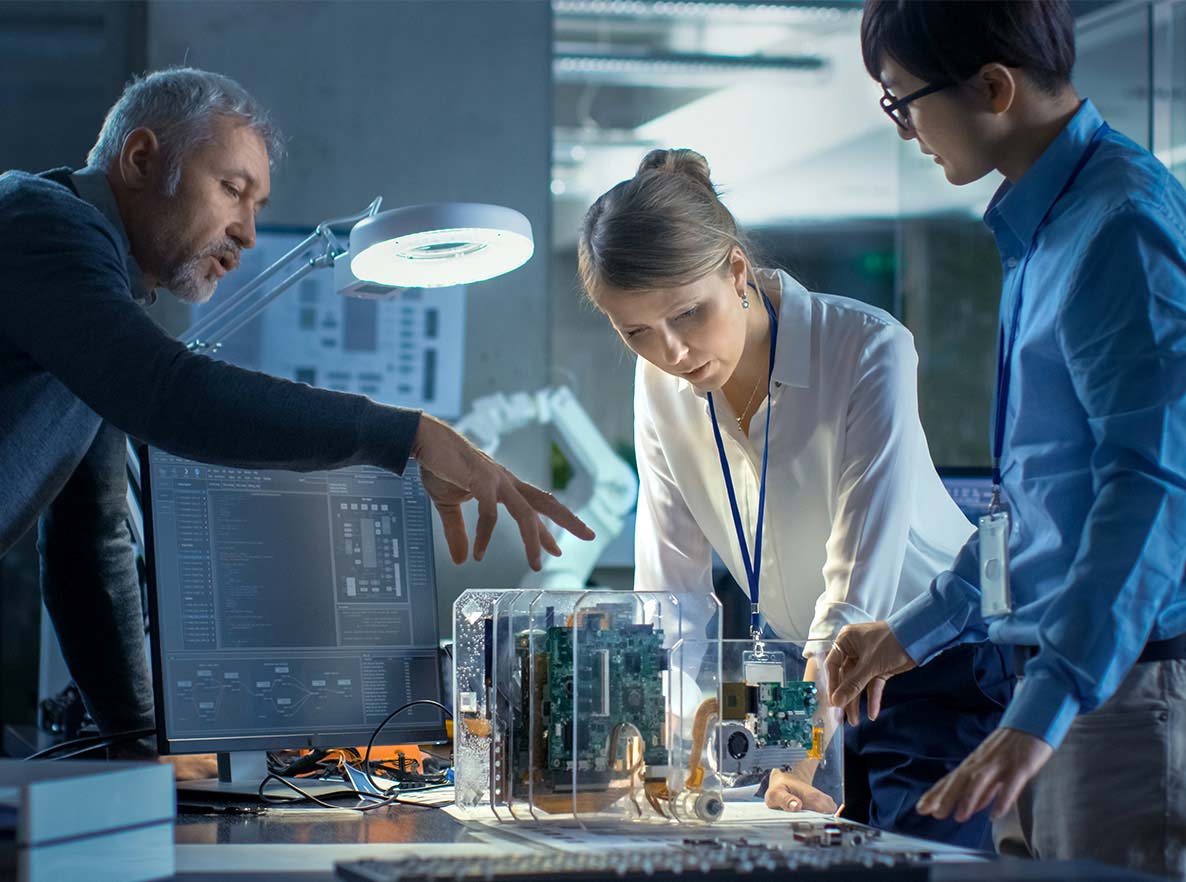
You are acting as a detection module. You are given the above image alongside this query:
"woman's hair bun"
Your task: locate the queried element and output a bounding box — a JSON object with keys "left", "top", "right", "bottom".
{"left": 635, "top": 148, "right": 715, "bottom": 193}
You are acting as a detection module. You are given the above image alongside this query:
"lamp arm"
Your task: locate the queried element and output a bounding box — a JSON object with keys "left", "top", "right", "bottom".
{"left": 182, "top": 196, "right": 384, "bottom": 348}
{"left": 314, "top": 195, "right": 383, "bottom": 234}
{"left": 191, "top": 257, "right": 324, "bottom": 347}
{"left": 183, "top": 227, "right": 329, "bottom": 347}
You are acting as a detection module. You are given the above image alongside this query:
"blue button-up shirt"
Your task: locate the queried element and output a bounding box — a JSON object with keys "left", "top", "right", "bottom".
{"left": 887, "top": 100, "right": 1186, "bottom": 749}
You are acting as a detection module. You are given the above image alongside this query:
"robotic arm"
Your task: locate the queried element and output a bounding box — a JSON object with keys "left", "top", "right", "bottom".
{"left": 453, "top": 386, "right": 637, "bottom": 588}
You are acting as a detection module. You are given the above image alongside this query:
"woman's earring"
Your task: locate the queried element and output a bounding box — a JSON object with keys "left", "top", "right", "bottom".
{"left": 741, "top": 292, "right": 750, "bottom": 310}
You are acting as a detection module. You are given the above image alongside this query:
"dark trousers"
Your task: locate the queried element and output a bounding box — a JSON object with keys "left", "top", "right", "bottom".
{"left": 842, "top": 641, "right": 1014, "bottom": 850}
{"left": 37, "top": 421, "right": 156, "bottom": 754}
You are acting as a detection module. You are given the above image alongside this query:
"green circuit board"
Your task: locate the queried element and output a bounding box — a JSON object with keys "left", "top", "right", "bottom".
{"left": 754, "top": 681, "right": 817, "bottom": 748}
{"left": 510, "top": 609, "right": 668, "bottom": 794}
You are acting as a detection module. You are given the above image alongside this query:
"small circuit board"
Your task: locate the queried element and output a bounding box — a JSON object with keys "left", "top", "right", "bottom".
{"left": 719, "top": 679, "right": 823, "bottom": 771}
{"left": 753, "top": 682, "right": 818, "bottom": 750}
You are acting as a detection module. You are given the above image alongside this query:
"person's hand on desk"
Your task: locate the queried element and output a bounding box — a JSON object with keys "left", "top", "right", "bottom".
{"left": 411, "top": 414, "right": 595, "bottom": 571}
{"left": 764, "top": 655, "right": 839, "bottom": 814}
{"left": 915, "top": 727, "right": 1053, "bottom": 822}
{"left": 765, "top": 765, "right": 837, "bottom": 813}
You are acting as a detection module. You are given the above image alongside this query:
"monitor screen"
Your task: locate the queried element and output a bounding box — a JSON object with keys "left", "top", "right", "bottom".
{"left": 937, "top": 466, "right": 995, "bottom": 524}
{"left": 142, "top": 448, "right": 446, "bottom": 754}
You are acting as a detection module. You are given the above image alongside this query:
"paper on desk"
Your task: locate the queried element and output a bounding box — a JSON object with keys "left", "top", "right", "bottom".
{"left": 443, "top": 798, "right": 799, "bottom": 829}
{"left": 393, "top": 784, "right": 455, "bottom": 806}
{"left": 446, "top": 799, "right": 987, "bottom": 863}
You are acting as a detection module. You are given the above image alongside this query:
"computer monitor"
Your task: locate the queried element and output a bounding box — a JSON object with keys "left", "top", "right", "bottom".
{"left": 141, "top": 447, "right": 447, "bottom": 785}
{"left": 937, "top": 466, "right": 995, "bottom": 524}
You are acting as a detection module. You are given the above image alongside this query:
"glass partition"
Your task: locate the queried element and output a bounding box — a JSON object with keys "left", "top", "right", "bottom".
{"left": 552, "top": 0, "right": 1186, "bottom": 578}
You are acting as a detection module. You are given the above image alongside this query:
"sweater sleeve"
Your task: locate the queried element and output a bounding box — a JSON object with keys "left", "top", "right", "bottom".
{"left": 0, "top": 185, "right": 421, "bottom": 474}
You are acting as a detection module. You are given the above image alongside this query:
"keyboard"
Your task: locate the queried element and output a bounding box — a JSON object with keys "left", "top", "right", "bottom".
{"left": 336, "top": 831, "right": 934, "bottom": 882}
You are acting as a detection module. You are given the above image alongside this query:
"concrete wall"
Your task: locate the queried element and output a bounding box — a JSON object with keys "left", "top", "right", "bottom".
{"left": 0, "top": 1, "right": 145, "bottom": 172}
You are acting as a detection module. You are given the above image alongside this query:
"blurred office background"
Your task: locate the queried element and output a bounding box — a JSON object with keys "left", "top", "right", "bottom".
{"left": 2, "top": 0, "right": 1184, "bottom": 733}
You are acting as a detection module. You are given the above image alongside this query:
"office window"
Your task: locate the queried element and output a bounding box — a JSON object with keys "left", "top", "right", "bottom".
{"left": 551, "top": 0, "right": 1186, "bottom": 471}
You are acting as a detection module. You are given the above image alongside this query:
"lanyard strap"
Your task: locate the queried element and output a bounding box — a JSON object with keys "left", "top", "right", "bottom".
{"left": 707, "top": 290, "right": 779, "bottom": 637}
{"left": 991, "top": 123, "right": 1110, "bottom": 491}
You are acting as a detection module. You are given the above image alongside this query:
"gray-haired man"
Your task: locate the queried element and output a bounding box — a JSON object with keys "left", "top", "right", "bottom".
{"left": 0, "top": 67, "right": 592, "bottom": 756}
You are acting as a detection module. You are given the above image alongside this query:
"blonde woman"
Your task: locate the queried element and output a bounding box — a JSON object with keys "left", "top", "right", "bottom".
{"left": 577, "top": 149, "right": 1012, "bottom": 848}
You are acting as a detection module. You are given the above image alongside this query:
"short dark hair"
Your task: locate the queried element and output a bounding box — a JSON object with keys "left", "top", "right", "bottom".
{"left": 861, "top": 0, "right": 1076, "bottom": 94}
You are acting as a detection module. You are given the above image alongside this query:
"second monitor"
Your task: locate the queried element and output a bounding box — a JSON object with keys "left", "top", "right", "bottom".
{"left": 142, "top": 447, "right": 446, "bottom": 784}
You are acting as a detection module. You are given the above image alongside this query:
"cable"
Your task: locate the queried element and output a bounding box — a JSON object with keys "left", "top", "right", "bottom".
{"left": 256, "top": 774, "right": 403, "bottom": 810}
{"left": 268, "top": 748, "right": 329, "bottom": 777}
{"left": 24, "top": 728, "right": 156, "bottom": 761}
{"left": 25, "top": 735, "right": 105, "bottom": 761}
{"left": 361, "top": 699, "right": 452, "bottom": 784}
{"left": 251, "top": 699, "right": 454, "bottom": 812}
{"left": 256, "top": 774, "right": 451, "bottom": 812}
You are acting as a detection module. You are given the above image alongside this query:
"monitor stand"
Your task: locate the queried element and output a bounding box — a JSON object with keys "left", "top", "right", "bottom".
{"left": 175, "top": 750, "right": 351, "bottom": 802}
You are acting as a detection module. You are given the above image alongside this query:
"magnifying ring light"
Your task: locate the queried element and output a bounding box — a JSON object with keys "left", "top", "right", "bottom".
{"left": 349, "top": 202, "right": 534, "bottom": 288}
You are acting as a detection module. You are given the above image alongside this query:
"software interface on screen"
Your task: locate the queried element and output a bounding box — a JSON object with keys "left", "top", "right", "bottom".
{"left": 146, "top": 449, "right": 443, "bottom": 744}
{"left": 940, "top": 471, "right": 996, "bottom": 524}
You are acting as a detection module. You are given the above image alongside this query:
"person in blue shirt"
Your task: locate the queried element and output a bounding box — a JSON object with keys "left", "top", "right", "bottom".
{"left": 825, "top": 1, "right": 1186, "bottom": 876}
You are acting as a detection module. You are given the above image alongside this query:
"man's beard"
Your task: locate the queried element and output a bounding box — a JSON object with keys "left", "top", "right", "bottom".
{"left": 159, "top": 238, "right": 240, "bottom": 305}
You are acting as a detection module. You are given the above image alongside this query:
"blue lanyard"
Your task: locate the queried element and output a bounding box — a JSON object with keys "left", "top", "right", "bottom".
{"left": 707, "top": 290, "right": 779, "bottom": 638}
{"left": 991, "top": 123, "right": 1110, "bottom": 492}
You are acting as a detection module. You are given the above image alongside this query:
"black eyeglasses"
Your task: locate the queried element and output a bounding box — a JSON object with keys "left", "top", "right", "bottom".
{"left": 879, "top": 81, "right": 953, "bottom": 130}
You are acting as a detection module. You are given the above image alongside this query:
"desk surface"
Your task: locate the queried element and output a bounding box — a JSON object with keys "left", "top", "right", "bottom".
{"left": 176, "top": 802, "right": 466, "bottom": 847}
{"left": 174, "top": 804, "right": 473, "bottom": 881}
{"left": 170, "top": 804, "right": 1158, "bottom": 882}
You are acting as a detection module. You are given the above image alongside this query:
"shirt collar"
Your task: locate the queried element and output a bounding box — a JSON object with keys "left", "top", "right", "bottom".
{"left": 683, "top": 267, "right": 812, "bottom": 399}
{"left": 69, "top": 166, "right": 157, "bottom": 304}
{"left": 764, "top": 268, "right": 811, "bottom": 389}
{"left": 983, "top": 99, "right": 1105, "bottom": 256}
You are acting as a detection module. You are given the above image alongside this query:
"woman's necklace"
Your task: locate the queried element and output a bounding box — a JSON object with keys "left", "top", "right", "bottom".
{"left": 735, "top": 372, "right": 764, "bottom": 433}
{"left": 734, "top": 283, "right": 774, "bottom": 432}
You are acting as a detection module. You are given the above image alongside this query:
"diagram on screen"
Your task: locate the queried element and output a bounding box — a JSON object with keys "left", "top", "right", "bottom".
{"left": 169, "top": 657, "right": 364, "bottom": 730}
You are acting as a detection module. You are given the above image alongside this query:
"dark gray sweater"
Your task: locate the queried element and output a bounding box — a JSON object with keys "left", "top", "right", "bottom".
{"left": 0, "top": 167, "right": 422, "bottom": 558}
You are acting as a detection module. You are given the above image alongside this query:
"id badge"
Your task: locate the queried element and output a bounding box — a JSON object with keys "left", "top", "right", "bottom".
{"left": 743, "top": 648, "right": 786, "bottom": 686}
{"left": 979, "top": 510, "right": 1012, "bottom": 618}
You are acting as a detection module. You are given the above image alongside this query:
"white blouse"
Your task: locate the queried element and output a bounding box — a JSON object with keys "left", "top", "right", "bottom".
{"left": 633, "top": 269, "right": 974, "bottom": 657}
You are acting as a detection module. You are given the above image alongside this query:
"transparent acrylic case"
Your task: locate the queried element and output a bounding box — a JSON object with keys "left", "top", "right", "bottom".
{"left": 490, "top": 589, "right": 536, "bottom": 820}
{"left": 452, "top": 589, "right": 502, "bottom": 814}
{"left": 716, "top": 639, "right": 844, "bottom": 811}
{"left": 453, "top": 588, "right": 722, "bottom": 825}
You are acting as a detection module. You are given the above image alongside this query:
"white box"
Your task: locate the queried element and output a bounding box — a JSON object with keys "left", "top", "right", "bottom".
{"left": 0, "top": 759, "right": 175, "bottom": 882}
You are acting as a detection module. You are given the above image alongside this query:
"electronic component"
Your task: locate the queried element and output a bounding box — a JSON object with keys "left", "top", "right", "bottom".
{"left": 716, "top": 640, "right": 843, "bottom": 807}
{"left": 791, "top": 819, "right": 882, "bottom": 848}
{"left": 753, "top": 681, "right": 821, "bottom": 754}
{"left": 455, "top": 599, "right": 842, "bottom": 821}
{"left": 715, "top": 680, "right": 824, "bottom": 777}
{"left": 453, "top": 589, "right": 722, "bottom": 823}
{"left": 535, "top": 616, "right": 667, "bottom": 794}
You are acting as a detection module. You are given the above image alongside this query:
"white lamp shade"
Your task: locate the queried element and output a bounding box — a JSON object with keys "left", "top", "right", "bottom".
{"left": 348, "top": 203, "right": 534, "bottom": 288}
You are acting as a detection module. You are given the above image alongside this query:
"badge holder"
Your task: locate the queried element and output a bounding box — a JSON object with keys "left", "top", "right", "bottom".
{"left": 742, "top": 607, "right": 785, "bottom": 685}
{"left": 979, "top": 488, "right": 1012, "bottom": 618}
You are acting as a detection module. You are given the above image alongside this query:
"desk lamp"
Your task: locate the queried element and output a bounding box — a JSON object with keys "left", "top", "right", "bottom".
{"left": 186, "top": 196, "right": 534, "bottom": 351}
